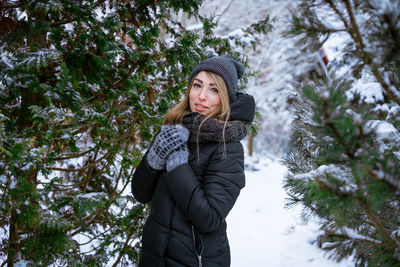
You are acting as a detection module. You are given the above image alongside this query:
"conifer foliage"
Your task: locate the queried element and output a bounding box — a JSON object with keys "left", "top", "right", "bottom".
{"left": 284, "top": 0, "right": 400, "bottom": 265}
{"left": 0, "top": 0, "right": 271, "bottom": 265}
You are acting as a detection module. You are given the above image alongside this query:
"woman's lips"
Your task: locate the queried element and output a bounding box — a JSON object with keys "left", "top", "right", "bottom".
{"left": 194, "top": 103, "right": 208, "bottom": 112}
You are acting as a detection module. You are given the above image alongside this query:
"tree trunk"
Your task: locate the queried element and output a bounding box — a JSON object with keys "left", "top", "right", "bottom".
{"left": 248, "top": 131, "right": 254, "bottom": 156}
{"left": 7, "top": 209, "right": 18, "bottom": 266}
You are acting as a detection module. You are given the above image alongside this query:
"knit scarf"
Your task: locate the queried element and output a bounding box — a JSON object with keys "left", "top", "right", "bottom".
{"left": 181, "top": 112, "right": 248, "bottom": 144}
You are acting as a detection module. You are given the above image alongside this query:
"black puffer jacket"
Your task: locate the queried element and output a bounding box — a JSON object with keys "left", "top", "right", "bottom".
{"left": 132, "top": 93, "right": 255, "bottom": 267}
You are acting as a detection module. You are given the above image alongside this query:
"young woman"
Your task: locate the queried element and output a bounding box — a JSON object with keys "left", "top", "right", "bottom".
{"left": 131, "top": 55, "right": 255, "bottom": 267}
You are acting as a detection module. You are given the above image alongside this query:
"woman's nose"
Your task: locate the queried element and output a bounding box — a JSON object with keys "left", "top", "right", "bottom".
{"left": 199, "top": 88, "right": 207, "bottom": 100}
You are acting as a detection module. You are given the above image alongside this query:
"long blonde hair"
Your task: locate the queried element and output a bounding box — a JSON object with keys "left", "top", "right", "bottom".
{"left": 163, "top": 71, "right": 231, "bottom": 125}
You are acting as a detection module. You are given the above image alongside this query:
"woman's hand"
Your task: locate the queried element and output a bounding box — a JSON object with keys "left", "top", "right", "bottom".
{"left": 166, "top": 143, "right": 189, "bottom": 172}
{"left": 146, "top": 124, "right": 189, "bottom": 170}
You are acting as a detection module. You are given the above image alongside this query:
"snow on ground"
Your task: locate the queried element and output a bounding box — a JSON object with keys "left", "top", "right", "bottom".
{"left": 227, "top": 154, "right": 354, "bottom": 267}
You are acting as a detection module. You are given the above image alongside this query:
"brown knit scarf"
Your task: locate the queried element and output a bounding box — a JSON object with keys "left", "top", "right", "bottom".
{"left": 181, "top": 112, "right": 248, "bottom": 144}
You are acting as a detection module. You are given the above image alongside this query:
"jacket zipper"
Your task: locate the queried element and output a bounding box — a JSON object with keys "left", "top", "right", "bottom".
{"left": 191, "top": 225, "right": 203, "bottom": 267}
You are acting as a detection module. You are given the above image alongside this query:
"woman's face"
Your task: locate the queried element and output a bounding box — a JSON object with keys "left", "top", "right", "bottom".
{"left": 189, "top": 71, "right": 221, "bottom": 116}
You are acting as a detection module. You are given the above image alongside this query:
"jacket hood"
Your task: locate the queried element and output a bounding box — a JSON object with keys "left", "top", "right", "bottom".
{"left": 229, "top": 92, "right": 255, "bottom": 125}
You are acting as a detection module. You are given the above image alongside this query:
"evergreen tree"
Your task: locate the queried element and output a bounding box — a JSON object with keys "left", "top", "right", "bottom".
{"left": 0, "top": 0, "right": 271, "bottom": 265}
{"left": 283, "top": 0, "right": 400, "bottom": 265}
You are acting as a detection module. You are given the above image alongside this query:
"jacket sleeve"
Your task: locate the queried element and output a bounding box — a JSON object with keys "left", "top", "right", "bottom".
{"left": 131, "top": 154, "right": 161, "bottom": 204}
{"left": 163, "top": 142, "right": 245, "bottom": 233}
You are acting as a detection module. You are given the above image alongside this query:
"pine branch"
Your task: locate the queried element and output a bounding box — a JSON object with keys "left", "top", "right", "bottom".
{"left": 340, "top": 0, "right": 400, "bottom": 105}
{"left": 285, "top": 189, "right": 327, "bottom": 220}
{"left": 50, "top": 17, "right": 76, "bottom": 27}
{"left": 359, "top": 199, "right": 398, "bottom": 248}
{"left": 50, "top": 0, "right": 107, "bottom": 28}
{"left": 82, "top": 147, "right": 100, "bottom": 194}
{"left": 325, "top": 232, "right": 382, "bottom": 246}
{"left": 112, "top": 230, "right": 134, "bottom": 267}
{"left": 0, "top": 144, "right": 12, "bottom": 157}
{"left": 49, "top": 157, "right": 110, "bottom": 189}
{"left": 324, "top": 0, "right": 356, "bottom": 40}
{"left": 45, "top": 152, "right": 110, "bottom": 172}
{"left": 342, "top": 0, "right": 365, "bottom": 51}
{"left": 0, "top": 2, "right": 21, "bottom": 9}
{"left": 322, "top": 28, "right": 347, "bottom": 33}
{"left": 322, "top": 101, "right": 356, "bottom": 159}
{"left": 46, "top": 149, "right": 92, "bottom": 161}
{"left": 159, "top": 18, "right": 184, "bottom": 38}
{"left": 111, "top": 160, "right": 124, "bottom": 193}
{"left": 316, "top": 176, "right": 398, "bottom": 248}
{"left": 315, "top": 176, "right": 355, "bottom": 198}
{"left": 0, "top": 207, "right": 9, "bottom": 227}
{"left": 77, "top": 201, "right": 128, "bottom": 247}
{"left": 69, "top": 176, "right": 131, "bottom": 236}
{"left": 364, "top": 167, "right": 400, "bottom": 195}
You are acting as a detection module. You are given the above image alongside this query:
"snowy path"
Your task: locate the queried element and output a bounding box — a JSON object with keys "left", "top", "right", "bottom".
{"left": 227, "top": 157, "right": 353, "bottom": 267}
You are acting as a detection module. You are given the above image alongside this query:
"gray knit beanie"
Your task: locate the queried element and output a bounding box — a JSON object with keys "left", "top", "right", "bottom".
{"left": 188, "top": 55, "right": 244, "bottom": 103}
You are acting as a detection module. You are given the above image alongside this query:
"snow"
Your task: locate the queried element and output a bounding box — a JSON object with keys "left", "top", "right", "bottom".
{"left": 1, "top": 48, "right": 14, "bottom": 69}
{"left": 374, "top": 121, "right": 398, "bottom": 135}
{"left": 346, "top": 73, "right": 384, "bottom": 104}
{"left": 365, "top": 120, "right": 400, "bottom": 155}
{"left": 21, "top": 162, "right": 34, "bottom": 171}
{"left": 227, "top": 155, "right": 354, "bottom": 267}
{"left": 365, "top": 119, "right": 399, "bottom": 143}
{"left": 0, "top": 175, "right": 6, "bottom": 184}
{"left": 76, "top": 192, "right": 107, "bottom": 200}
{"left": 14, "top": 260, "right": 31, "bottom": 267}
{"left": 336, "top": 227, "right": 381, "bottom": 245}
{"left": 10, "top": 176, "right": 17, "bottom": 189}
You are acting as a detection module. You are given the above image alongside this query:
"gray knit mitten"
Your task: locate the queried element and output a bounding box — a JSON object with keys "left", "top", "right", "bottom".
{"left": 166, "top": 144, "right": 189, "bottom": 172}
{"left": 146, "top": 124, "right": 189, "bottom": 170}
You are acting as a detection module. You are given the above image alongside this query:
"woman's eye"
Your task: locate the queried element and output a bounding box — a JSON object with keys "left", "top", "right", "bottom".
{"left": 210, "top": 88, "right": 218, "bottom": 94}
{"left": 193, "top": 83, "right": 201, "bottom": 88}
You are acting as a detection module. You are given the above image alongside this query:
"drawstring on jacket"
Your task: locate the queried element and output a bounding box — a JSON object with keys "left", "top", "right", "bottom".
{"left": 191, "top": 225, "right": 203, "bottom": 267}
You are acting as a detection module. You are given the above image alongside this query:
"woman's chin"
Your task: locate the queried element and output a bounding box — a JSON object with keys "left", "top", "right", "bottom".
{"left": 191, "top": 108, "right": 208, "bottom": 116}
